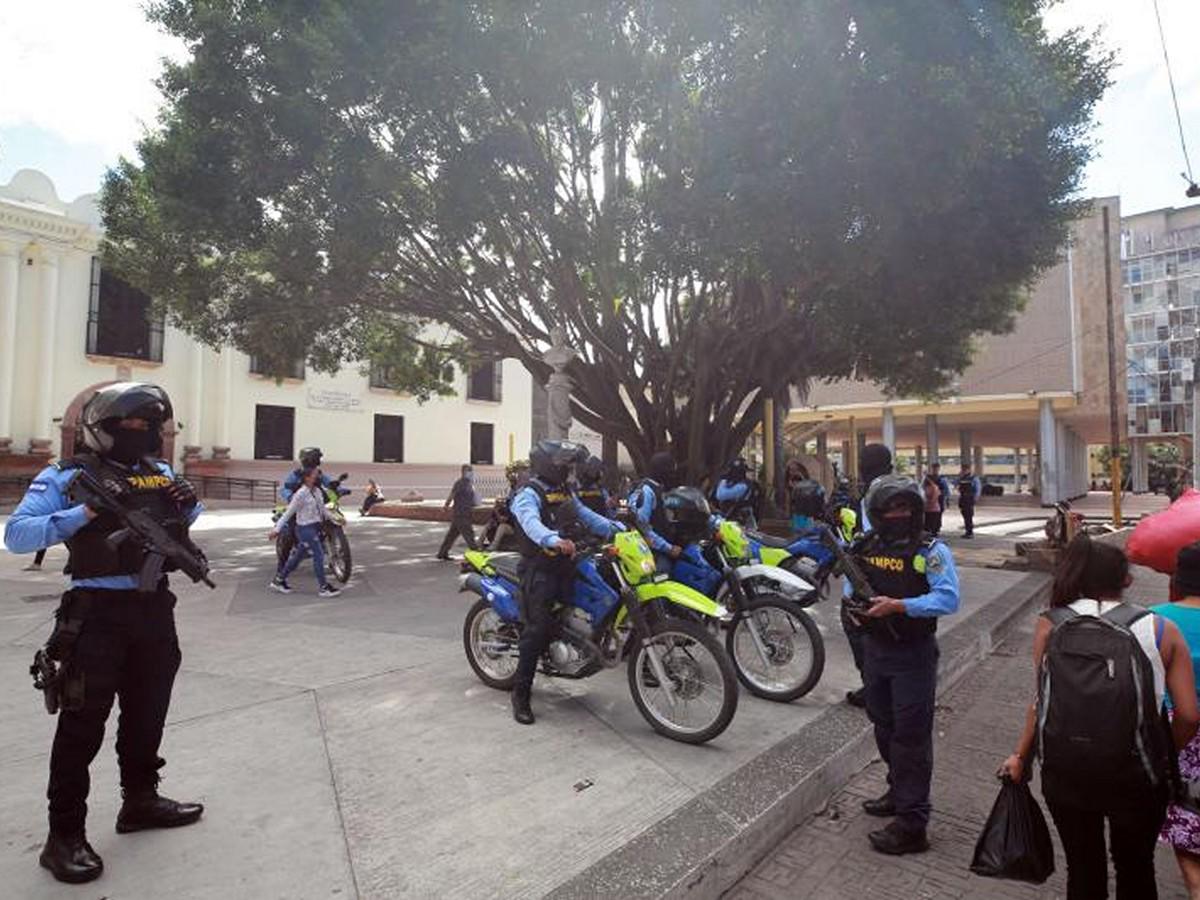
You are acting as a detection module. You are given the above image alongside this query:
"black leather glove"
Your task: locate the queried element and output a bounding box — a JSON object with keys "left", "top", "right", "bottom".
{"left": 168, "top": 476, "right": 198, "bottom": 509}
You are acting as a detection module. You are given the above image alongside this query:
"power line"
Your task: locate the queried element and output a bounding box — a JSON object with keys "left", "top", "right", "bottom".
{"left": 1151, "top": 0, "right": 1198, "bottom": 192}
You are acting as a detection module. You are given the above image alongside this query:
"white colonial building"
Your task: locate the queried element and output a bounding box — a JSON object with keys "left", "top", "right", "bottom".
{"left": 0, "top": 169, "right": 533, "bottom": 485}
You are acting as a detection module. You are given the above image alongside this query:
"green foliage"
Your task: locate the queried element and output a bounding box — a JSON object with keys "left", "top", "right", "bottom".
{"left": 103, "top": 0, "right": 1111, "bottom": 476}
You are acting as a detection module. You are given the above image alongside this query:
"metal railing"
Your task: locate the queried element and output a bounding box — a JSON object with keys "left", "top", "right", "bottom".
{"left": 190, "top": 475, "right": 279, "bottom": 504}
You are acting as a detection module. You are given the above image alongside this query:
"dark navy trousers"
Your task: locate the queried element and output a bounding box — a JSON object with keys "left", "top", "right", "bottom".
{"left": 863, "top": 632, "right": 939, "bottom": 830}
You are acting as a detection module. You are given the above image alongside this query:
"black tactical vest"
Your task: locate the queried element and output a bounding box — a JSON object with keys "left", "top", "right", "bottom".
{"left": 576, "top": 487, "right": 607, "bottom": 515}
{"left": 513, "top": 478, "right": 571, "bottom": 559}
{"left": 634, "top": 478, "right": 668, "bottom": 535}
{"left": 854, "top": 538, "right": 939, "bottom": 641}
{"left": 58, "top": 454, "right": 186, "bottom": 580}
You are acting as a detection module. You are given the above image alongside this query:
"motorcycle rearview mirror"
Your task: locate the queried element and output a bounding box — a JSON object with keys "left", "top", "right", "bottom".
{"left": 338, "top": 472, "right": 349, "bottom": 481}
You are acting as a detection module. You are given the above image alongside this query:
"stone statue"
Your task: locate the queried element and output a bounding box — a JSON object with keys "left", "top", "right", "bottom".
{"left": 543, "top": 326, "right": 577, "bottom": 440}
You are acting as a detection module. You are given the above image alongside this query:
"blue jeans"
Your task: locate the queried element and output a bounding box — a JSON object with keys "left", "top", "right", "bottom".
{"left": 280, "top": 522, "right": 327, "bottom": 588}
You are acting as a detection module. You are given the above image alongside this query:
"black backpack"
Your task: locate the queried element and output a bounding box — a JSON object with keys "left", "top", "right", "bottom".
{"left": 1036, "top": 603, "right": 1170, "bottom": 807}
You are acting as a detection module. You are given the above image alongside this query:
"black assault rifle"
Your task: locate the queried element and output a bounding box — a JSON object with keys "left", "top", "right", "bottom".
{"left": 69, "top": 468, "right": 216, "bottom": 593}
{"left": 817, "top": 526, "right": 900, "bottom": 640}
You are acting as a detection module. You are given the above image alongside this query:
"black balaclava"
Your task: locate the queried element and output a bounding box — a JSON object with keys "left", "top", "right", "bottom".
{"left": 859, "top": 443, "right": 893, "bottom": 489}
{"left": 648, "top": 451, "right": 678, "bottom": 489}
{"left": 1176, "top": 542, "right": 1200, "bottom": 598}
{"left": 108, "top": 422, "right": 162, "bottom": 465}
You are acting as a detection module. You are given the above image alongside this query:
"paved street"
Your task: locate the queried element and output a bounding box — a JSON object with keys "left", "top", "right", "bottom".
{"left": 728, "top": 568, "right": 1188, "bottom": 900}
{"left": 0, "top": 509, "right": 1046, "bottom": 898}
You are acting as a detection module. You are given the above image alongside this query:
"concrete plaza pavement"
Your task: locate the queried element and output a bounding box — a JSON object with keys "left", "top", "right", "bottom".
{"left": 1, "top": 509, "right": 1045, "bottom": 899}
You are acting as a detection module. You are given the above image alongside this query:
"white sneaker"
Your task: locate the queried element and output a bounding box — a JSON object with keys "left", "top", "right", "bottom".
{"left": 319, "top": 584, "right": 342, "bottom": 597}
{"left": 269, "top": 577, "right": 293, "bottom": 594}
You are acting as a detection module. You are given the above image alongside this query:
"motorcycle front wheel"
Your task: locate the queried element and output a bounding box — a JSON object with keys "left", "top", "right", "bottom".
{"left": 324, "top": 526, "right": 352, "bottom": 583}
{"left": 726, "top": 597, "right": 825, "bottom": 702}
{"left": 463, "top": 598, "right": 521, "bottom": 690}
{"left": 627, "top": 618, "right": 738, "bottom": 744}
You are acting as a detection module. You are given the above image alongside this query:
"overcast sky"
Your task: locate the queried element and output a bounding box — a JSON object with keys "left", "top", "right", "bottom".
{"left": 1, "top": 0, "right": 1198, "bottom": 217}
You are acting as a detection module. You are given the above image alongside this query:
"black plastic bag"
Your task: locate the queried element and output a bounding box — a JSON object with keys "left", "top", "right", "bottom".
{"left": 970, "top": 777, "right": 1055, "bottom": 884}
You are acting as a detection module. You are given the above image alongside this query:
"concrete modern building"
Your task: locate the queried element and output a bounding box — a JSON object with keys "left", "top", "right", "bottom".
{"left": 785, "top": 198, "right": 1126, "bottom": 505}
{"left": 0, "top": 169, "right": 533, "bottom": 482}
{"left": 1121, "top": 203, "right": 1200, "bottom": 491}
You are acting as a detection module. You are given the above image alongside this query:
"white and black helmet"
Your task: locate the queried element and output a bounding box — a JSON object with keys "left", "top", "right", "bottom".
{"left": 864, "top": 474, "right": 925, "bottom": 536}
{"left": 80, "top": 382, "right": 172, "bottom": 454}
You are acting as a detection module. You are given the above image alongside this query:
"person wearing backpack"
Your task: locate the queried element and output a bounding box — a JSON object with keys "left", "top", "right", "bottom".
{"left": 999, "top": 535, "right": 1199, "bottom": 900}
{"left": 1154, "top": 541, "right": 1200, "bottom": 898}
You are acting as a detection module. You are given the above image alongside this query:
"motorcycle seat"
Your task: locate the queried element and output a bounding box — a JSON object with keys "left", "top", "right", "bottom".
{"left": 747, "top": 530, "right": 793, "bottom": 550}
{"left": 489, "top": 553, "right": 523, "bottom": 583}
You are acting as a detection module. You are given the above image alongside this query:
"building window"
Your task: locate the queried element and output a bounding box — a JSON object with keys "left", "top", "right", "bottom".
{"left": 86, "top": 258, "right": 164, "bottom": 362}
{"left": 369, "top": 363, "right": 401, "bottom": 390}
{"left": 253, "top": 404, "right": 295, "bottom": 460}
{"left": 373, "top": 414, "right": 404, "bottom": 463}
{"left": 467, "top": 360, "right": 502, "bottom": 402}
{"left": 470, "top": 422, "right": 494, "bottom": 465}
{"left": 249, "top": 355, "right": 305, "bottom": 379}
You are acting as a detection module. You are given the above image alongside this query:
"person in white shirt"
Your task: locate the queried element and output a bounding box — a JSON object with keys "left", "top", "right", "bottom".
{"left": 268, "top": 468, "right": 341, "bottom": 597}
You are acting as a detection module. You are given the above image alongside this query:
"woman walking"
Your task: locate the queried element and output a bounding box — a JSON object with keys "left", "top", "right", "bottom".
{"left": 1000, "top": 535, "right": 1198, "bottom": 900}
{"left": 269, "top": 468, "right": 342, "bottom": 597}
{"left": 1156, "top": 541, "right": 1200, "bottom": 899}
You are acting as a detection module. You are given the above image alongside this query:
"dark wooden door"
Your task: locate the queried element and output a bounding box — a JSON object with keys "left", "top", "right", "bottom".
{"left": 470, "top": 422, "right": 494, "bottom": 465}
{"left": 373, "top": 414, "right": 404, "bottom": 463}
{"left": 254, "top": 404, "right": 295, "bottom": 460}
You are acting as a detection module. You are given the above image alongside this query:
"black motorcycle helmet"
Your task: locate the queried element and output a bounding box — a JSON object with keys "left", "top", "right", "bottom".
{"left": 647, "top": 451, "right": 678, "bottom": 488}
{"left": 725, "top": 456, "right": 749, "bottom": 481}
{"left": 298, "top": 447, "right": 323, "bottom": 469}
{"left": 790, "top": 479, "right": 826, "bottom": 517}
{"left": 529, "top": 439, "right": 588, "bottom": 487}
{"left": 865, "top": 474, "right": 925, "bottom": 542}
{"left": 578, "top": 455, "right": 605, "bottom": 488}
{"left": 859, "top": 443, "right": 893, "bottom": 487}
{"left": 661, "top": 487, "right": 713, "bottom": 546}
{"left": 80, "top": 382, "right": 172, "bottom": 458}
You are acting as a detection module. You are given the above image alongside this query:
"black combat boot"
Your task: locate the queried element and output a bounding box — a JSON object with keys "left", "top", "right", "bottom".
{"left": 116, "top": 789, "right": 204, "bottom": 833}
{"left": 39, "top": 831, "right": 103, "bottom": 883}
{"left": 868, "top": 821, "right": 930, "bottom": 855}
{"left": 511, "top": 684, "right": 535, "bottom": 725}
{"left": 861, "top": 793, "right": 896, "bottom": 817}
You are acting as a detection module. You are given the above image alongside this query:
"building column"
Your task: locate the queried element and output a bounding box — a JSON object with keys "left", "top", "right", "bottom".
{"left": 973, "top": 445, "right": 984, "bottom": 475}
{"left": 815, "top": 431, "right": 829, "bottom": 487}
{"left": 1039, "top": 399, "right": 1059, "bottom": 505}
{"left": 213, "top": 349, "right": 234, "bottom": 460}
{"left": 881, "top": 407, "right": 896, "bottom": 455}
{"left": 30, "top": 251, "right": 59, "bottom": 456}
{"left": 1031, "top": 445, "right": 1041, "bottom": 495}
{"left": 0, "top": 241, "right": 19, "bottom": 452}
{"left": 925, "top": 415, "right": 939, "bottom": 468}
{"left": 1131, "top": 440, "right": 1149, "bottom": 493}
{"left": 840, "top": 439, "right": 852, "bottom": 481}
{"left": 958, "top": 430, "right": 972, "bottom": 471}
{"left": 1014, "top": 448, "right": 1023, "bottom": 494}
{"left": 915, "top": 445, "right": 924, "bottom": 480}
{"left": 183, "top": 341, "right": 205, "bottom": 463}
{"left": 847, "top": 416, "right": 859, "bottom": 483}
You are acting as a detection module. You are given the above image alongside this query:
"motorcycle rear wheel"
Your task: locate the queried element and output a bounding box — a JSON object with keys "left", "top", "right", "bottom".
{"left": 627, "top": 618, "right": 738, "bottom": 744}
{"left": 463, "top": 598, "right": 520, "bottom": 690}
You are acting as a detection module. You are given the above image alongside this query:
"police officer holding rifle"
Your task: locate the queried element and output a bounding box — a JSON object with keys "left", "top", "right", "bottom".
{"left": 4, "top": 383, "right": 211, "bottom": 884}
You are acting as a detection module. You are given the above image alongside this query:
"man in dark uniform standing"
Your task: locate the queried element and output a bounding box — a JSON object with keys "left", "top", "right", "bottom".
{"left": 509, "top": 440, "right": 622, "bottom": 725}
{"left": 849, "top": 474, "right": 960, "bottom": 855}
{"left": 437, "top": 464, "right": 480, "bottom": 560}
{"left": 4, "top": 383, "right": 205, "bottom": 883}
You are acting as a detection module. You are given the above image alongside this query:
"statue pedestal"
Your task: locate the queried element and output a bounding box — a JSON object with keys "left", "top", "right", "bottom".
{"left": 28, "top": 438, "right": 53, "bottom": 458}
{"left": 543, "top": 327, "right": 577, "bottom": 441}
{"left": 211, "top": 446, "right": 231, "bottom": 461}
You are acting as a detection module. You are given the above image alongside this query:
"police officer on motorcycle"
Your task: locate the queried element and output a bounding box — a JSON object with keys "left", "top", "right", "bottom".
{"left": 510, "top": 440, "right": 623, "bottom": 725}
{"left": 3, "top": 383, "right": 205, "bottom": 884}
{"left": 629, "top": 451, "right": 684, "bottom": 565}
{"left": 282, "top": 446, "right": 332, "bottom": 501}
{"left": 714, "top": 457, "right": 761, "bottom": 528}
{"left": 575, "top": 455, "right": 610, "bottom": 516}
{"left": 849, "top": 475, "right": 960, "bottom": 856}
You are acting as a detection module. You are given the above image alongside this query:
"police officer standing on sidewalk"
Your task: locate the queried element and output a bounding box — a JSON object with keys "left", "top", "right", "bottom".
{"left": 849, "top": 474, "right": 960, "bottom": 855}
{"left": 4, "top": 383, "right": 205, "bottom": 884}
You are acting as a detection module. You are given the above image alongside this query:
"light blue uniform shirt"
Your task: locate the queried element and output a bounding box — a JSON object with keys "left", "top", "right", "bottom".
{"left": 510, "top": 484, "right": 620, "bottom": 549}
{"left": 843, "top": 540, "right": 960, "bottom": 618}
{"left": 4, "top": 462, "right": 203, "bottom": 590}
{"left": 715, "top": 479, "right": 750, "bottom": 503}
{"left": 629, "top": 483, "right": 674, "bottom": 554}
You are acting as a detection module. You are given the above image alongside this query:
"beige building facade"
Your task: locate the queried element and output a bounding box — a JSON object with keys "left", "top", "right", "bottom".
{"left": 0, "top": 169, "right": 533, "bottom": 478}
{"left": 786, "top": 198, "right": 1126, "bottom": 505}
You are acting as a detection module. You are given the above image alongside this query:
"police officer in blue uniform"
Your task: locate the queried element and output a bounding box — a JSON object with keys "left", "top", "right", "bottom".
{"left": 713, "top": 457, "right": 761, "bottom": 527}
{"left": 281, "top": 446, "right": 332, "bottom": 501}
{"left": 849, "top": 474, "right": 960, "bottom": 855}
{"left": 574, "top": 455, "right": 611, "bottom": 516}
{"left": 629, "top": 451, "right": 684, "bottom": 566}
{"left": 509, "top": 440, "right": 623, "bottom": 725}
{"left": 3, "top": 383, "right": 205, "bottom": 884}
